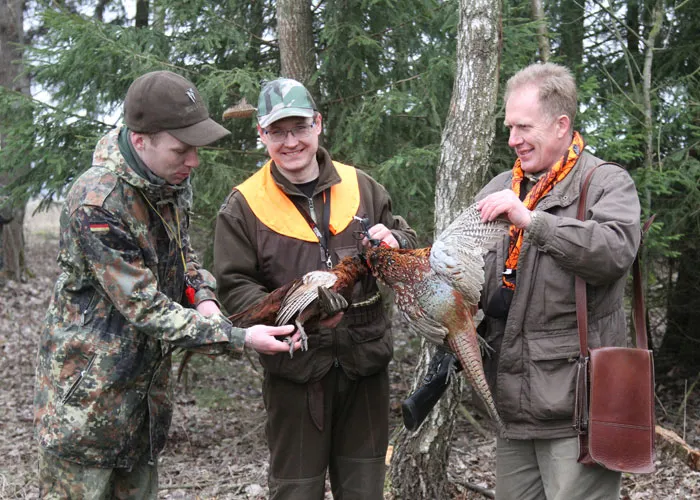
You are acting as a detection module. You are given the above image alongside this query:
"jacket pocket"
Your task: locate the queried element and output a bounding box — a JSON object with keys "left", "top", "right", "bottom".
{"left": 258, "top": 347, "right": 322, "bottom": 384}
{"left": 532, "top": 253, "right": 576, "bottom": 326}
{"left": 79, "top": 290, "right": 101, "bottom": 327}
{"left": 528, "top": 332, "right": 580, "bottom": 420}
{"left": 61, "top": 352, "right": 98, "bottom": 405}
{"left": 344, "top": 313, "right": 393, "bottom": 378}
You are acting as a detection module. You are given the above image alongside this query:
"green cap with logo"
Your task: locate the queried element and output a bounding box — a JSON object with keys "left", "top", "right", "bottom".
{"left": 124, "top": 70, "right": 230, "bottom": 147}
{"left": 257, "top": 78, "right": 317, "bottom": 128}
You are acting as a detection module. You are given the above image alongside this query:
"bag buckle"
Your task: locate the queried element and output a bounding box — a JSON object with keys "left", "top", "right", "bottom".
{"left": 573, "top": 355, "right": 589, "bottom": 434}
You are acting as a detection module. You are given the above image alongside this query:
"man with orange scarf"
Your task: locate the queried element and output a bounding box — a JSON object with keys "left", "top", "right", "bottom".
{"left": 476, "top": 63, "right": 641, "bottom": 499}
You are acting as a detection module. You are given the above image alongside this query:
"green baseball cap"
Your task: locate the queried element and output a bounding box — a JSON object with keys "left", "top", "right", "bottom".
{"left": 124, "top": 70, "right": 230, "bottom": 147}
{"left": 257, "top": 78, "right": 317, "bottom": 128}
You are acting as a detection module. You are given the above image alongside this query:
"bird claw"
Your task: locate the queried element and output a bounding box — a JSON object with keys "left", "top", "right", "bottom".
{"left": 477, "top": 334, "right": 494, "bottom": 357}
{"left": 284, "top": 337, "right": 295, "bottom": 359}
{"left": 446, "top": 358, "right": 458, "bottom": 384}
{"left": 291, "top": 320, "right": 308, "bottom": 358}
{"left": 283, "top": 321, "right": 310, "bottom": 359}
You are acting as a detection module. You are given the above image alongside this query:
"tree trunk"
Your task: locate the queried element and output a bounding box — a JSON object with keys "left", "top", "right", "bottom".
{"left": 626, "top": 0, "right": 640, "bottom": 56}
{"left": 0, "top": 0, "right": 27, "bottom": 281}
{"left": 556, "top": 0, "right": 584, "bottom": 74}
{"left": 390, "top": 0, "right": 502, "bottom": 496}
{"left": 530, "top": 0, "right": 550, "bottom": 62}
{"left": 135, "top": 0, "right": 149, "bottom": 28}
{"left": 642, "top": 0, "right": 663, "bottom": 172}
{"left": 639, "top": 0, "right": 663, "bottom": 329}
{"left": 277, "top": 0, "right": 316, "bottom": 85}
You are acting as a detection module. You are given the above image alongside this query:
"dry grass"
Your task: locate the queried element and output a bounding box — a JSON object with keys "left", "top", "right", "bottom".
{"left": 0, "top": 204, "right": 697, "bottom": 499}
{"left": 24, "top": 200, "right": 62, "bottom": 242}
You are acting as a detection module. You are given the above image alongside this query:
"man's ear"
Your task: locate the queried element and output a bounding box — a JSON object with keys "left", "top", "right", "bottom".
{"left": 314, "top": 113, "right": 323, "bottom": 135}
{"left": 555, "top": 114, "right": 571, "bottom": 139}
{"left": 257, "top": 124, "right": 268, "bottom": 146}
{"left": 130, "top": 131, "right": 146, "bottom": 151}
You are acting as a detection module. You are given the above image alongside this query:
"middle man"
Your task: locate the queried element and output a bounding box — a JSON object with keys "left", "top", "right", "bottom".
{"left": 213, "top": 78, "right": 417, "bottom": 500}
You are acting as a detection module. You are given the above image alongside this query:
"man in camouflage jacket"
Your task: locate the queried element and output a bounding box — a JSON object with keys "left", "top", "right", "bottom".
{"left": 34, "top": 71, "right": 297, "bottom": 499}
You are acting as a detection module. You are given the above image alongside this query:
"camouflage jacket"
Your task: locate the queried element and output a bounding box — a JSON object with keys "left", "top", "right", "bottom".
{"left": 34, "top": 127, "right": 245, "bottom": 468}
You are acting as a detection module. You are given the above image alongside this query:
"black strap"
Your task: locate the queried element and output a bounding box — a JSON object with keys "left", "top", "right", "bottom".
{"left": 294, "top": 188, "right": 333, "bottom": 268}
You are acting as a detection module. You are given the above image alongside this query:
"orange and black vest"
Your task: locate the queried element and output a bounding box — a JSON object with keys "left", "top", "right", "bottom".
{"left": 236, "top": 159, "right": 360, "bottom": 242}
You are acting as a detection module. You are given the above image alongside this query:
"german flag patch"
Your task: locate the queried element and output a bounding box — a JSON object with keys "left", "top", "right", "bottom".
{"left": 89, "top": 223, "right": 110, "bottom": 233}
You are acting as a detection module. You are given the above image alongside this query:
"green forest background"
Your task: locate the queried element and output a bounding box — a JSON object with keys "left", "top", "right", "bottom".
{"left": 0, "top": 0, "right": 698, "bottom": 375}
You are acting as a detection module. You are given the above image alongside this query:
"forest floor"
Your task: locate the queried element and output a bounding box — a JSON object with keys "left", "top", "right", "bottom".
{"left": 0, "top": 202, "right": 698, "bottom": 499}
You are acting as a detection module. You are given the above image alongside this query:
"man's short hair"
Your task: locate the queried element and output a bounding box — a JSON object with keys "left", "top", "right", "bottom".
{"left": 505, "top": 63, "right": 577, "bottom": 127}
{"left": 124, "top": 70, "right": 230, "bottom": 147}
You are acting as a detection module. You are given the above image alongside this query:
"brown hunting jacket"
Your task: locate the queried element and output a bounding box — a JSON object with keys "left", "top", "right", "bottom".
{"left": 476, "top": 151, "right": 641, "bottom": 440}
{"left": 214, "top": 148, "right": 417, "bottom": 383}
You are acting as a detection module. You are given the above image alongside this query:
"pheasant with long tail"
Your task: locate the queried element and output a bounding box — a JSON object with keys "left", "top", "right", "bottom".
{"left": 363, "top": 203, "right": 508, "bottom": 432}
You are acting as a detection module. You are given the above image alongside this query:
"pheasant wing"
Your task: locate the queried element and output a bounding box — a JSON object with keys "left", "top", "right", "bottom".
{"left": 392, "top": 282, "right": 449, "bottom": 345}
{"left": 430, "top": 203, "right": 508, "bottom": 305}
{"left": 403, "top": 312, "right": 449, "bottom": 345}
{"left": 276, "top": 271, "right": 338, "bottom": 325}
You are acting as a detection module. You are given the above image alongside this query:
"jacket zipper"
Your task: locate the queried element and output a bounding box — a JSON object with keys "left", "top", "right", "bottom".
{"left": 61, "top": 353, "right": 98, "bottom": 405}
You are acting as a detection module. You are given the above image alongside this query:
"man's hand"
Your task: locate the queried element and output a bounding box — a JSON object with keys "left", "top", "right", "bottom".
{"left": 477, "top": 189, "right": 533, "bottom": 229}
{"left": 196, "top": 300, "right": 222, "bottom": 316}
{"left": 245, "top": 324, "right": 301, "bottom": 355}
{"left": 362, "top": 223, "right": 399, "bottom": 248}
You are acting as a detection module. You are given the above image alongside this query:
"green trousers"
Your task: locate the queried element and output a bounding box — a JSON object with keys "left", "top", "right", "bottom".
{"left": 38, "top": 449, "right": 157, "bottom": 500}
{"left": 495, "top": 436, "right": 621, "bottom": 500}
{"left": 263, "top": 367, "right": 389, "bottom": 500}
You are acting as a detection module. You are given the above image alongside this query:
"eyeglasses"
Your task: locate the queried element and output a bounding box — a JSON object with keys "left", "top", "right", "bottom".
{"left": 263, "top": 122, "right": 316, "bottom": 143}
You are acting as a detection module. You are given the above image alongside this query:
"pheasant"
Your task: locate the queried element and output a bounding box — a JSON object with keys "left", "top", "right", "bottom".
{"left": 363, "top": 203, "right": 508, "bottom": 432}
{"left": 230, "top": 254, "right": 368, "bottom": 354}
{"left": 177, "top": 256, "right": 368, "bottom": 381}
{"left": 177, "top": 254, "right": 368, "bottom": 381}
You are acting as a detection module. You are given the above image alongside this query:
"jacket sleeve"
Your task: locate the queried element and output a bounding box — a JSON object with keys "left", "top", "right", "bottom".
{"left": 526, "top": 166, "right": 641, "bottom": 286}
{"left": 71, "top": 205, "right": 246, "bottom": 352}
{"left": 213, "top": 191, "right": 271, "bottom": 315}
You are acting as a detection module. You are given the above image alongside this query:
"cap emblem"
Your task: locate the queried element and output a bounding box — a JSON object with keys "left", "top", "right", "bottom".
{"left": 185, "top": 88, "right": 196, "bottom": 103}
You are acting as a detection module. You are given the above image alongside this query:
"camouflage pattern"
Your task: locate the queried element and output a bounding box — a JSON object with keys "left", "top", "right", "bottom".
{"left": 257, "top": 78, "right": 317, "bottom": 128}
{"left": 34, "top": 126, "right": 246, "bottom": 468}
{"left": 39, "top": 448, "right": 157, "bottom": 499}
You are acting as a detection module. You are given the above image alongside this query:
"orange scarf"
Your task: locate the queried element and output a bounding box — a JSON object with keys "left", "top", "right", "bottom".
{"left": 502, "top": 131, "right": 585, "bottom": 289}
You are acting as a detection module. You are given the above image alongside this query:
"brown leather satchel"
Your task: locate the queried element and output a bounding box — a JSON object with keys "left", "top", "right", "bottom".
{"left": 573, "top": 165, "right": 656, "bottom": 473}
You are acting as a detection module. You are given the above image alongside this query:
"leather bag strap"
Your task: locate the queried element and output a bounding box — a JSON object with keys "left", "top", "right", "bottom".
{"left": 575, "top": 165, "right": 600, "bottom": 356}
{"left": 632, "top": 216, "right": 655, "bottom": 349}
{"left": 575, "top": 164, "right": 653, "bottom": 355}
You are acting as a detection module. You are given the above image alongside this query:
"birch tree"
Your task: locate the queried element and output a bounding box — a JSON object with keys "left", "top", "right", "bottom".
{"left": 390, "top": 0, "right": 501, "bottom": 495}
{"left": 531, "top": 0, "right": 550, "bottom": 62}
